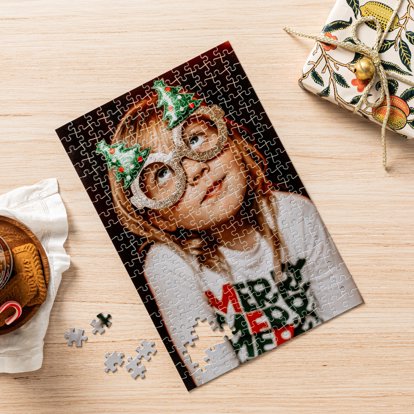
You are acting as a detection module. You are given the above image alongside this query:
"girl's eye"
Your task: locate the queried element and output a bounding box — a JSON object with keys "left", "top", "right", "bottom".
{"left": 188, "top": 134, "right": 205, "bottom": 150}
{"left": 156, "top": 166, "right": 172, "bottom": 185}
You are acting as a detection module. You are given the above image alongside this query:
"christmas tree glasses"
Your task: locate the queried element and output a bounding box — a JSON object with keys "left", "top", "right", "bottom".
{"left": 130, "top": 105, "right": 228, "bottom": 210}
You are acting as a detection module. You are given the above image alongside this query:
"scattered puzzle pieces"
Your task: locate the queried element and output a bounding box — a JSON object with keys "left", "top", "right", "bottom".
{"left": 125, "top": 341, "right": 157, "bottom": 380}
{"left": 104, "top": 351, "right": 124, "bottom": 373}
{"left": 64, "top": 328, "right": 88, "bottom": 348}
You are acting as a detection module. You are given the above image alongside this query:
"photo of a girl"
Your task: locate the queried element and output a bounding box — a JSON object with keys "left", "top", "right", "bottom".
{"left": 96, "top": 78, "right": 364, "bottom": 386}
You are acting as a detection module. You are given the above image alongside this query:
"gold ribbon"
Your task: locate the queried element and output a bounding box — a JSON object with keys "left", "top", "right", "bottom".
{"left": 284, "top": 0, "right": 414, "bottom": 170}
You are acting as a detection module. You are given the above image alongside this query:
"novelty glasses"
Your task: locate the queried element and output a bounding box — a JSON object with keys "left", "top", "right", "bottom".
{"left": 130, "top": 105, "right": 228, "bottom": 210}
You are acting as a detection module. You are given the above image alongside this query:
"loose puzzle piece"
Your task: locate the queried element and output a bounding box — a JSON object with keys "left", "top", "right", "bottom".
{"left": 64, "top": 328, "right": 88, "bottom": 348}
{"left": 125, "top": 357, "right": 147, "bottom": 380}
{"left": 104, "top": 352, "right": 124, "bottom": 373}
{"left": 90, "top": 312, "right": 112, "bottom": 335}
{"left": 135, "top": 340, "right": 157, "bottom": 361}
{"left": 56, "top": 41, "right": 364, "bottom": 391}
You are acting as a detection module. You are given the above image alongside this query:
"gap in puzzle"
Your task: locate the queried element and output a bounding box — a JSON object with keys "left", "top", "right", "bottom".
{"left": 56, "top": 41, "right": 364, "bottom": 391}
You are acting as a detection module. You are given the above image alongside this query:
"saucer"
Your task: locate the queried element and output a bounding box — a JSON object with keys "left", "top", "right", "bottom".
{"left": 0, "top": 215, "right": 50, "bottom": 335}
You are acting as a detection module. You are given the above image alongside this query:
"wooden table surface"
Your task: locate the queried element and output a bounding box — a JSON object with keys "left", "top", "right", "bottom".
{"left": 0, "top": 0, "right": 413, "bottom": 413}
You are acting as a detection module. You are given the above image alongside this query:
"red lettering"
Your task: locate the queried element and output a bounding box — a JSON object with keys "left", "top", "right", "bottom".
{"left": 245, "top": 310, "right": 270, "bottom": 334}
{"left": 274, "top": 325, "right": 294, "bottom": 346}
{"left": 205, "top": 283, "right": 242, "bottom": 313}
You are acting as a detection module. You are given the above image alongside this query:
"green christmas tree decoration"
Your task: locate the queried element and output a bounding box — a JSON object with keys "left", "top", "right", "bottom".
{"left": 152, "top": 79, "right": 202, "bottom": 129}
{"left": 96, "top": 140, "right": 150, "bottom": 189}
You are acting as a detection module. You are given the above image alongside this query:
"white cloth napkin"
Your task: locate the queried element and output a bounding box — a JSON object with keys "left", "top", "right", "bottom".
{"left": 0, "top": 178, "right": 70, "bottom": 373}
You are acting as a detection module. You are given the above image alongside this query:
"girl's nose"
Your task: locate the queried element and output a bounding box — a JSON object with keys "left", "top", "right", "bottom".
{"left": 182, "top": 158, "right": 209, "bottom": 186}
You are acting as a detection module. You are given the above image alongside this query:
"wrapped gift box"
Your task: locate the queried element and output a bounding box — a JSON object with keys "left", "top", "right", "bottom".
{"left": 301, "top": 0, "right": 414, "bottom": 138}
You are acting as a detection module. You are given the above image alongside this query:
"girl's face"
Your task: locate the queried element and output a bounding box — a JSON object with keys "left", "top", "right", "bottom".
{"left": 138, "top": 112, "right": 248, "bottom": 231}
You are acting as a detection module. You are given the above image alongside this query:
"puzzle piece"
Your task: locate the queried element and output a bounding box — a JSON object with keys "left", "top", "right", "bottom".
{"left": 90, "top": 313, "right": 112, "bottom": 335}
{"left": 104, "top": 352, "right": 124, "bottom": 373}
{"left": 64, "top": 328, "right": 88, "bottom": 348}
{"left": 135, "top": 340, "right": 157, "bottom": 361}
{"left": 56, "top": 41, "right": 364, "bottom": 391}
{"left": 125, "top": 357, "right": 147, "bottom": 380}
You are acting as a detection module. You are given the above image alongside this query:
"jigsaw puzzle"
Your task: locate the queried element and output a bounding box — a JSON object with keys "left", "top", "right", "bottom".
{"left": 56, "top": 41, "right": 364, "bottom": 390}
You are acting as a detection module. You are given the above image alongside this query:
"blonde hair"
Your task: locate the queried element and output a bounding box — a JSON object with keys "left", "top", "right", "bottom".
{"left": 108, "top": 93, "right": 285, "bottom": 281}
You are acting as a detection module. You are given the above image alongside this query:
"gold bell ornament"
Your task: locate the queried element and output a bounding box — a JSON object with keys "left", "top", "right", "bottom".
{"left": 352, "top": 57, "right": 376, "bottom": 81}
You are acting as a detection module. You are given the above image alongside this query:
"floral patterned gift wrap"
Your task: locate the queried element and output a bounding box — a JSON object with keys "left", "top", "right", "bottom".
{"left": 301, "top": 0, "right": 414, "bottom": 137}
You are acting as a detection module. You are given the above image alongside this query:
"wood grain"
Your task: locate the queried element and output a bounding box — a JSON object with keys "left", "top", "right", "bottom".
{"left": 0, "top": 0, "right": 413, "bottom": 413}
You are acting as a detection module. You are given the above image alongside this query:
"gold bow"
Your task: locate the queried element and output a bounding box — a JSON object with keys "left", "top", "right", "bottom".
{"left": 284, "top": 0, "right": 414, "bottom": 170}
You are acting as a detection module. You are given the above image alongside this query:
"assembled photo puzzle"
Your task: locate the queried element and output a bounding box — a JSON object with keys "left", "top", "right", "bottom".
{"left": 56, "top": 41, "right": 364, "bottom": 391}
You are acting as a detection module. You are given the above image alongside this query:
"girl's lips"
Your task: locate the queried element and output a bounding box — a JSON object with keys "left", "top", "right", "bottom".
{"left": 202, "top": 177, "right": 225, "bottom": 203}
